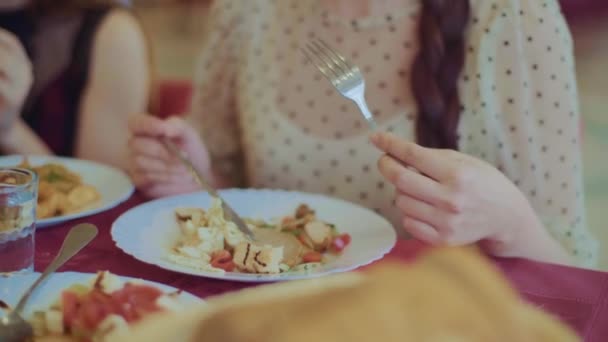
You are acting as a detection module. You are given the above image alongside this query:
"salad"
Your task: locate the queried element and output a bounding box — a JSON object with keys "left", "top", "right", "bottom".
{"left": 167, "top": 199, "right": 352, "bottom": 274}
{"left": 28, "top": 271, "right": 182, "bottom": 342}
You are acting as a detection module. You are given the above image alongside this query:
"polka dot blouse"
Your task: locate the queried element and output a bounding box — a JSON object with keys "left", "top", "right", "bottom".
{"left": 186, "top": 0, "right": 598, "bottom": 268}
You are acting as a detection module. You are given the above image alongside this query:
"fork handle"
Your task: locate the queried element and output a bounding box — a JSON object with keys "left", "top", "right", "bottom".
{"left": 351, "top": 95, "right": 377, "bottom": 130}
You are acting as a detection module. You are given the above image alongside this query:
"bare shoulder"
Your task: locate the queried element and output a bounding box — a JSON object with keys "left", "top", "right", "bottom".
{"left": 93, "top": 8, "right": 146, "bottom": 53}
{"left": 87, "top": 7, "right": 149, "bottom": 84}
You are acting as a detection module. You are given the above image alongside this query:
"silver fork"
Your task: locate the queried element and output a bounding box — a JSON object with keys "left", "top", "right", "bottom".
{"left": 302, "top": 38, "right": 377, "bottom": 130}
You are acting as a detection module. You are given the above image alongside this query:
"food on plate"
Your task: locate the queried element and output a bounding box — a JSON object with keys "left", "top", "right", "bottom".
{"left": 113, "top": 247, "right": 578, "bottom": 342}
{"left": 26, "top": 271, "right": 183, "bottom": 342}
{"left": 167, "top": 199, "right": 351, "bottom": 274}
{"left": 16, "top": 158, "right": 101, "bottom": 219}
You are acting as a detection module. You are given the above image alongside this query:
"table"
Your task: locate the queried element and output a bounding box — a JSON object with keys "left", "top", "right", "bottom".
{"left": 35, "top": 194, "right": 608, "bottom": 341}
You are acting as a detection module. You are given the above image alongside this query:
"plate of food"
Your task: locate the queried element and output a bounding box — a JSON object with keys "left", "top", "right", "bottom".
{"left": 0, "top": 155, "right": 134, "bottom": 227}
{"left": 111, "top": 189, "right": 397, "bottom": 282}
{"left": 0, "top": 271, "right": 201, "bottom": 341}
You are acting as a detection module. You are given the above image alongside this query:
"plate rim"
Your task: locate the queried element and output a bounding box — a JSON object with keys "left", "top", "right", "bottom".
{"left": 0, "top": 155, "right": 135, "bottom": 228}
{"left": 111, "top": 188, "right": 397, "bottom": 283}
{"left": 0, "top": 270, "right": 202, "bottom": 304}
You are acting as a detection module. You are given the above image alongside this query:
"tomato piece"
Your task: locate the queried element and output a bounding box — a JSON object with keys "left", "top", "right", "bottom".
{"left": 112, "top": 284, "right": 163, "bottom": 322}
{"left": 61, "top": 282, "right": 168, "bottom": 337}
{"left": 302, "top": 251, "right": 323, "bottom": 263}
{"left": 80, "top": 290, "right": 116, "bottom": 330}
{"left": 61, "top": 291, "right": 81, "bottom": 328}
{"left": 80, "top": 298, "right": 104, "bottom": 330}
{"left": 331, "top": 234, "right": 351, "bottom": 253}
{"left": 211, "top": 250, "right": 236, "bottom": 272}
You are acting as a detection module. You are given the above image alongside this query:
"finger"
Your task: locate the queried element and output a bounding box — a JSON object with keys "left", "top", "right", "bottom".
{"left": 0, "top": 81, "right": 13, "bottom": 109}
{"left": 0, "top": 79, "right": 9, "bottom": 97}
{"left": 128, "top": 114, "right": 170, "bottom": 137}
{"left": 128, "top": 114, "right": 190, "bottom": 141}
{"left": 0, "top": 50, "right": 14, "bottom": 81}
{"left": 142, "top": 181, "right": 199, "bottom": 199}
{"left": 370, "top": 132, "right": 448, "bottom": 181}
{"left": 401, "top": 216, "right": 442, "bottom": 245}
{"left": 0, "top": 50, "right": 31, "bottom": 85}
{"left": 128, "top": 136, "right": 171, "bottom": 161}
{"left": 0, "top": 32, "right": 29, "bottom": 63}
{"left": 0, "top": 29, "right": 21, "bottom": 51}
{"left": 378, "top": 155, "right": 456, "bottom": 210}
{"left": 395, "top": 194, "right": 445, "bottom": 229}
{"left": 129, "top": 169, "right": 169, "bottom": 188}
{"left": 163, "top": 165, "right": 198, "bottom": 184}
{"left": 165, "top": 116, "right": 194, "bottom": 140}
{"left": 130, "top": 154, "right": 169, "bottom": 174}
{"left": 129, "top": 159, "right": 195, "bottom": 189}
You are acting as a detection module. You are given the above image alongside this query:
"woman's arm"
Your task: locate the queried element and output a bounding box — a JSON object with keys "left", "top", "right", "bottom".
{"left": 0, "top": 118, "right": 51, "bottom": 155}
{"left": 74, "top": 9, "right": 150, "bottom": 170}
{"left": 127, "top": 0, "right": 245, "bottom": 198}
{"left": 461, "top": 0, "right": 598, "bottom": 267}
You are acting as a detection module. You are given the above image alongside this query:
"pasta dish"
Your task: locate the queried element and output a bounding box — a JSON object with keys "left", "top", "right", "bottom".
{"left": 17, "top": 158, "right": 100, "bottom": 219}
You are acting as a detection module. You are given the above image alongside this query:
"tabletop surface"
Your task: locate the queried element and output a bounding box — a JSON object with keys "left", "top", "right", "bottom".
{"left": 27, "top": 193, "right": 608, "bottom": 341}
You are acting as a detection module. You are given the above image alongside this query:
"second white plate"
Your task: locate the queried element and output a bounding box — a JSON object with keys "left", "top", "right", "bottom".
{"left": 0, "top": 271, "right": 201, "bottom": 320}
{"left": 0, "top": 155, "right": 134, "bottom": 228}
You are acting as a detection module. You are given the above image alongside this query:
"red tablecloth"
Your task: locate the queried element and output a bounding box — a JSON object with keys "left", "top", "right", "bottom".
{"left": 35, "top": 194, "right": 608, "bottom": 341}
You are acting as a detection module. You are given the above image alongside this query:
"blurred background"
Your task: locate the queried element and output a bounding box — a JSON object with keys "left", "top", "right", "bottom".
{"left": 132, "top": 0, "right": 608, "bottom": 270}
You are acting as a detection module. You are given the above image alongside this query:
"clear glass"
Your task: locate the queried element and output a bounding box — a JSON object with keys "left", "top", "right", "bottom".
{"left": 0, "top": 168, "right": 38, "bottom": 275}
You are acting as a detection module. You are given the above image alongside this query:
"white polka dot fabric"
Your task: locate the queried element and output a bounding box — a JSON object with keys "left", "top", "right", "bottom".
{"left": 186, "top": 0, "right": 598, "bottom": 267}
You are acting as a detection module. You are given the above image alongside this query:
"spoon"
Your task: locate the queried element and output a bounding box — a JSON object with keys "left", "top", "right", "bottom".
{"left": 0, "top": 223, "right": 98, "bottom": 342}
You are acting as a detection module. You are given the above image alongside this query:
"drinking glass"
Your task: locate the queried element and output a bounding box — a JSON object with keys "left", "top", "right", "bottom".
{"left": 0, "top": 168, "right": 38, "bottom": 275}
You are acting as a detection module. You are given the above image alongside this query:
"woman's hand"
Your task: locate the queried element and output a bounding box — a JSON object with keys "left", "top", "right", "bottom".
{"left": 371, "top": 132, "right": 568, "bottom": 263}
{"left": 0, "top": 29, "right": 32, "bottom": 138}
{"left": 128, "top": 115, "right": 212, "bottom": 198}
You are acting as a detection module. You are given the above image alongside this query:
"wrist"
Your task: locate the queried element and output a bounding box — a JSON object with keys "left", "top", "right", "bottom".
{"left": 484, "top": 203, "right": 542, "bottom": 253}
{"left": 484, "top": 210, "right": 571, "bottom": 265}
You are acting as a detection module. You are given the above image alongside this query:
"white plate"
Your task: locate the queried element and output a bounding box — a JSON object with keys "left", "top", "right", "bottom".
{"left": 111, "top": 189, "right": 397, "bottom": 283}
{"left": 0, "top": 271, "right": 201, "bottom": 319}
{"left": 0, "top": 155, "right": 134, "bottom": 228}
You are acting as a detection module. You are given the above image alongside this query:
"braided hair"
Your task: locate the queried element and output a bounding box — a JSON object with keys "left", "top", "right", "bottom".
{"left": 411, "top": 0, "right": 471, "bottom": 149}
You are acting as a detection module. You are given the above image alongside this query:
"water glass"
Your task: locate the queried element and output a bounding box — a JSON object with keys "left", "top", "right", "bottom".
{"left": 0, "top": 168, "right": 38, "bottom": 275}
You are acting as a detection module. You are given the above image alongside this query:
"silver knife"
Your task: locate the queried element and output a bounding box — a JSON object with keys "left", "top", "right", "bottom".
{"left": 163, "top": 139, "right": 256, "bottom": 241}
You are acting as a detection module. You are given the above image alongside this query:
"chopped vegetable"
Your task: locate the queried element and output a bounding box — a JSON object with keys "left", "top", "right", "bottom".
{"left": 302, "top": 251, "right": 323, "bottom": 263}
{"left": 330, "top": 234, "right": 352, "bottom": 253}
{"left": 210, "top": 250, "right": 236, "bottom": 272}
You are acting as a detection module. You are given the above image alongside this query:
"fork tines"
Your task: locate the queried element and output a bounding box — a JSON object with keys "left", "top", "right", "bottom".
{"left": 301, "top": 38, "right": 356, "bottom": 83}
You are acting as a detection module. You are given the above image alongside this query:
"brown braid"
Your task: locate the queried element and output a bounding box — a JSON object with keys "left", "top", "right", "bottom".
{"left": 411, "top": 0, "right": 470, "bottom": 149}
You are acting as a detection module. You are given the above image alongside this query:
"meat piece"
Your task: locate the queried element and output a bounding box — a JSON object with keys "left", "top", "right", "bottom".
{"left": 233, "top": 242, "right": 283, "bottom": 274}
{"left": 294, "top": 204, "right": 315, "bottom": 219}
{"left": 303, "top": 221, "right": 332, "bottom": 250}
{"left": 253, "top": 230, "right": 303, "bottom": 267}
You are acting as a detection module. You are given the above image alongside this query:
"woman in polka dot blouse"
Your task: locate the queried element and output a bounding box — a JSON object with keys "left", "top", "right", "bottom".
{"left": 128, "top": 0, "right": 598, "bottom": 268}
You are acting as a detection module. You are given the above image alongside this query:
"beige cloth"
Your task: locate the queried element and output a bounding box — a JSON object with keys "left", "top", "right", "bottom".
{"left": 115, "top": 247, "right": 579, "bottom": 342}
{"left": 186, "top": 0, "right": 597, "bottom": 267}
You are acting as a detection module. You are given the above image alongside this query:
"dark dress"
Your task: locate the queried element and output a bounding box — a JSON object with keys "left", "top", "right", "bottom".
{"left": 0, "top": 6, "right": 114, "bottom": 156}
